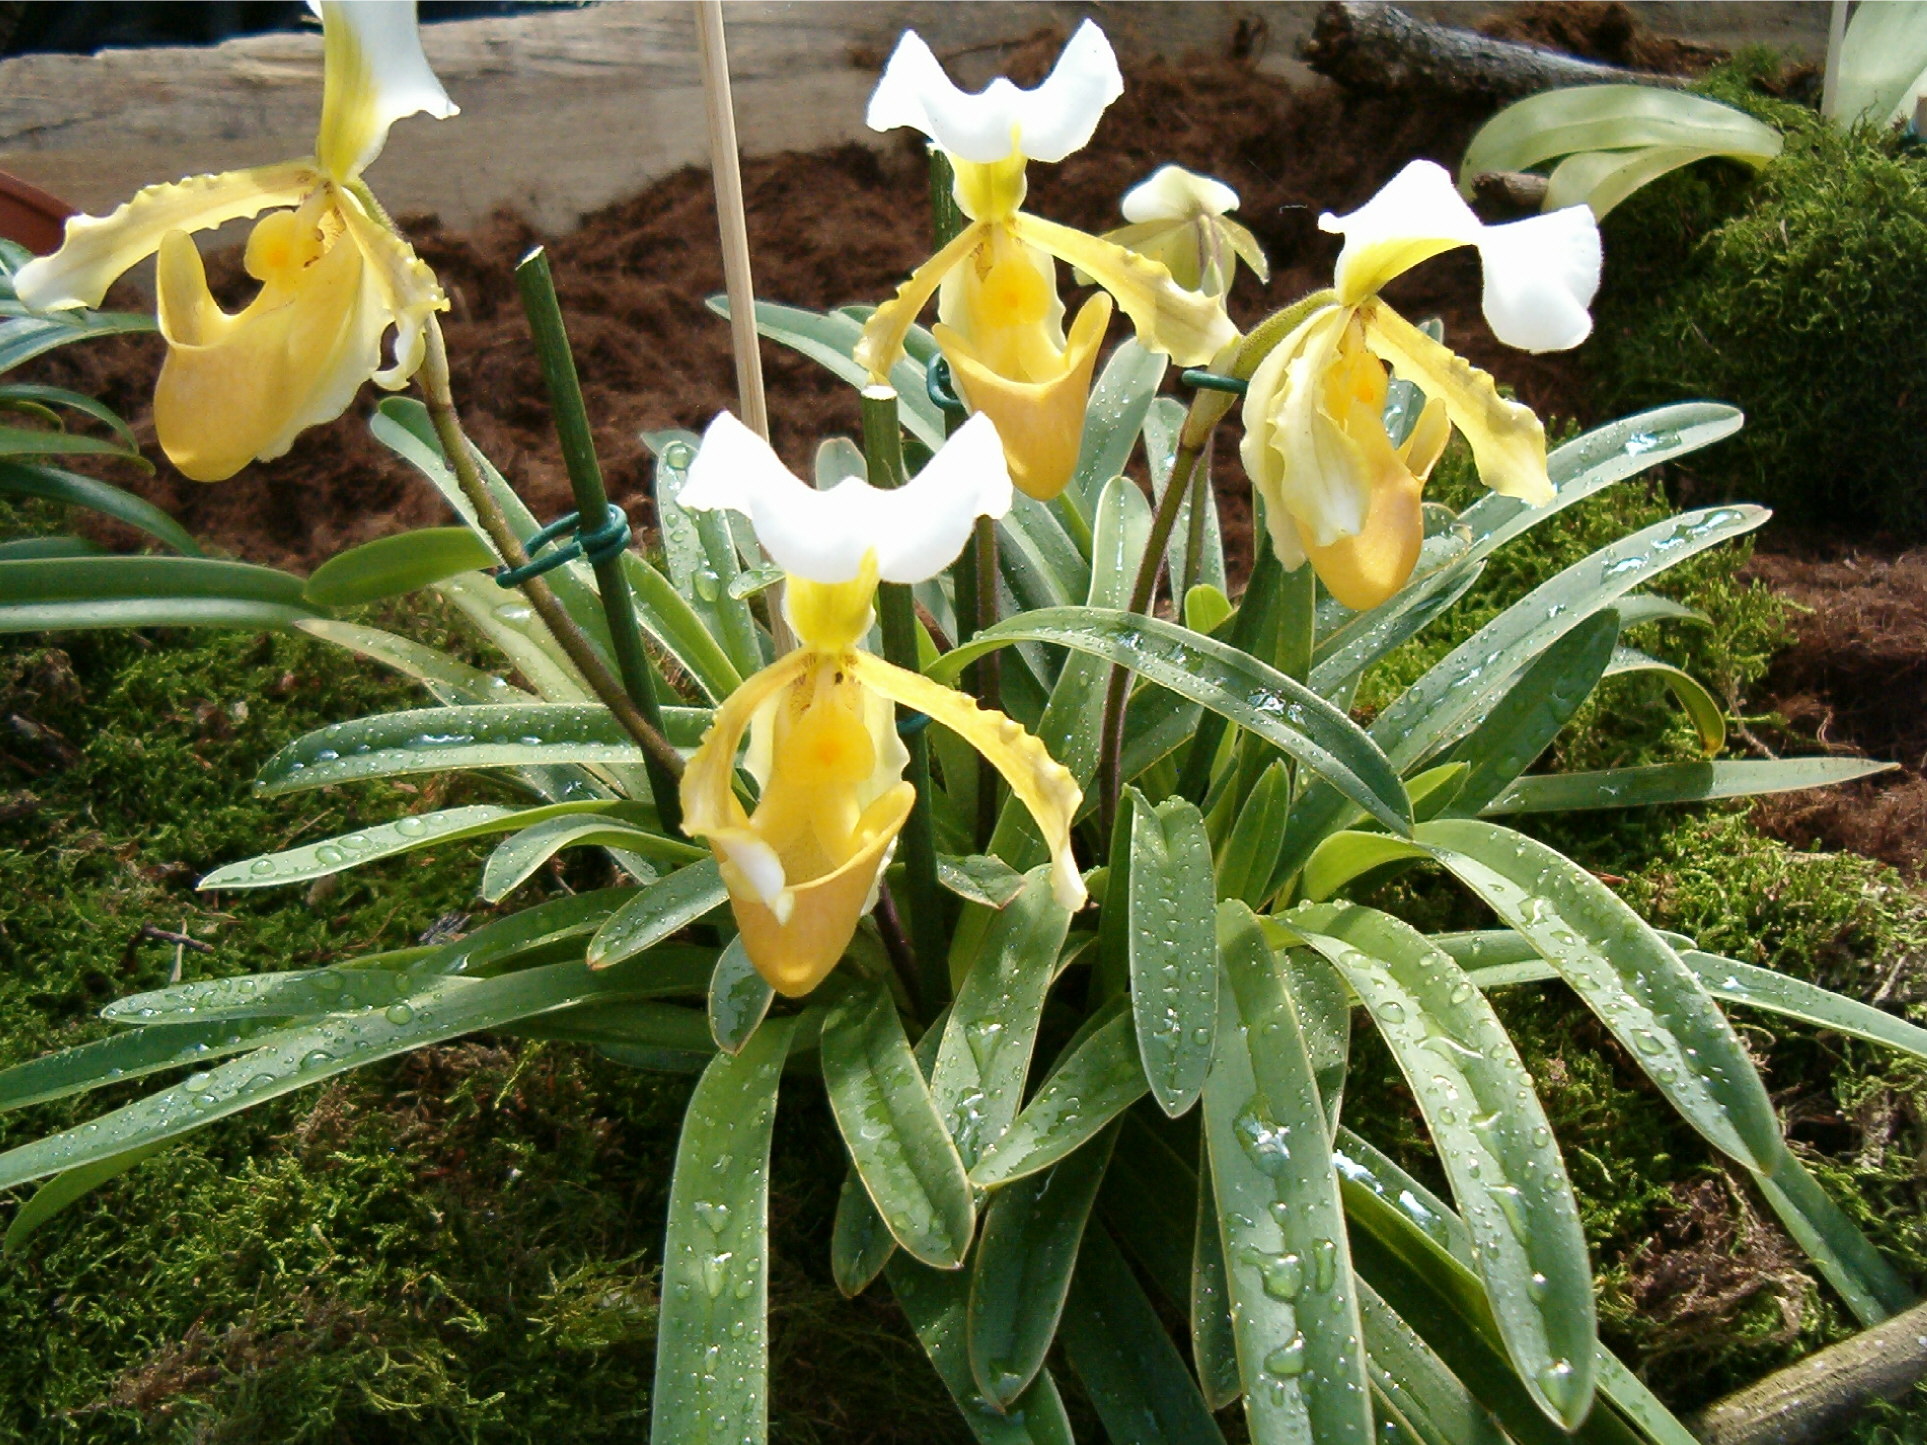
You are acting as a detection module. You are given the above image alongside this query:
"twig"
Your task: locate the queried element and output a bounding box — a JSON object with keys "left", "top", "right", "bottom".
{"left": 1688, "top": 1299, "right": 1927, "bottom": 1445}
{"left": 138, "top": 924, "right": 213, "bottom": 954}
{"left": 1302, "top": 2, "right": 1686, "bottom": 100}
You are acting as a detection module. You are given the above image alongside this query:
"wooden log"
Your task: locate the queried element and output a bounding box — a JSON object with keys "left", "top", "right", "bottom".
{"left": 1688, "top": 1299, "right": 1927, "bottom": 1445}
{"left": 1301, "top": 1, "right": 1687, "bottom": 101}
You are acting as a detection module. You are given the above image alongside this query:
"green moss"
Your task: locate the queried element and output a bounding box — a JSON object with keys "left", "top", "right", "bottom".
{"left": 1589, "top": 59, "right": 1927, "bottom": 537}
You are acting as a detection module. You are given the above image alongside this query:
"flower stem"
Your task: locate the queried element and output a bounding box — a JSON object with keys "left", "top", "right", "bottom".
{"left": 417, "top": 318, "right": 686, "bottom": 787}
{"left": 861, "top": 386, "right": 948, "bottom": 1017}
{"left": 514, "top": 246, "right": 682, "bottom": 832}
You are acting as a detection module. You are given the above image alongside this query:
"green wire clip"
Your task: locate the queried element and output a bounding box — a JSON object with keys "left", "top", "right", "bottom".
{"left": 1180, "top": 368, "right": 1248, "bottom": 396}
{"left": 494, "top": 501, "right": 630, "bottom": 588}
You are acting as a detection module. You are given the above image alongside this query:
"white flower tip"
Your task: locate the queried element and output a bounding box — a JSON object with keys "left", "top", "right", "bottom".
{"left": 1477, "top": 204, "right": 1601, "bottom": 353}
{"left": 864, "top": 19, "right": 1121, "bottom": 165}
{"left": 1121, "top": 164, "right": 1239, "bottom": 224}
{"left": 682, "top": 409, "right": 1013, "bottom": 586}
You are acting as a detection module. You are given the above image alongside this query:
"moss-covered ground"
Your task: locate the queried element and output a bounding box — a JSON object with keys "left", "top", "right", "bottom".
{"left": 2, "top": 451, "right": 1925, "bottom": 1440}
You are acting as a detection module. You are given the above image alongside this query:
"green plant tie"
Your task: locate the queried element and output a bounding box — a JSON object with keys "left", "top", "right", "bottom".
{"left": 1180, "top": 367, "right": 1248, "bottom": 396}
{"left": 925, "top": 354, "right": 968, "bottom": 418}
{"left": 493, "top": 501, "right": 630, "bottom": 587}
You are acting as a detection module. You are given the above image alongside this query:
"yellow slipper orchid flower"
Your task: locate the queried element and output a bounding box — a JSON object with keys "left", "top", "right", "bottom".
{"left": 13, "top": 0, "right": 457, "bottom": 482}
{"left": 677, "top": 411, "right": 1087, "bottom": 997}
{"left": 1240, "top": 159, "right": 1601, "bottom": 612}
{"left": 1105, "top": 164, "right": 1270, "bottom": 300}
{"left": 855, "top": 21, "right": 1237, "bottom": 500}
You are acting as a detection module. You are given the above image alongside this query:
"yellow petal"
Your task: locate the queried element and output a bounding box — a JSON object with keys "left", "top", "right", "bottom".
{"left": 854, "top": 218, "right": 991, "bottom": 381}
{"left": 1010, "top": 211, "right": 1237, "bottom": 366}
{"left": 314, "top": 0, "right": 459, "bottom": 183}
{"left": 12, "top": 162, "right": 317, "bottom": 312}
{"left": 1299, "top": 464, "right": 1425, "bottom": 613}
{"left": 716, "top": 785, "right": 915, "bottom": 997}
{"left": 1360, "top": 301, "right": 1552, "bottom": 505}
{"left": 152, "top": 207, "right": 382, "bottom": 481}
{"left": 332, "top": 184, "right": 447, "bottom": 387}
{"left": 936, "top": 226, "right": 1065, "bottom": 377}
{"left": 935, "top": 291, "right": 1112, "bottom": 501}
{"left": 680, "top": 651, "right": 814, "bottom": 845}
{"left": 849, "top": 653, "right": 1086, "bottom": 912}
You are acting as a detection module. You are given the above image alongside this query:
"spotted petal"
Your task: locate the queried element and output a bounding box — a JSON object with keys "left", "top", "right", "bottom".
{"left": 865, "top": 20, "right": 1122, "bottom": 164}
{"left": 680, "top": 410, "right": 1013, "bottom": 585}
{"left": 849, "top": 653, "right": 1086, "bottom": 913}
{"left": 13, "top": 163, "right": 317, "bottom": 312}
{"left": 313, "top": 0, "right": 459, "bottom": 183}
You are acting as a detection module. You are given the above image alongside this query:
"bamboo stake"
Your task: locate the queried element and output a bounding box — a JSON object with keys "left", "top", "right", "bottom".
{"left": 693, "top": 0, "right": 792, "bottom": 654}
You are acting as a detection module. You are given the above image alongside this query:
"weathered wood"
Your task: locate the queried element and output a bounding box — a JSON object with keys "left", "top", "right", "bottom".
{"left": 1302, "top": 1, "right": 1686, "bottom": 100}
{"left": 1688, "top": 1299, "right": 1927, "bottom": 1445}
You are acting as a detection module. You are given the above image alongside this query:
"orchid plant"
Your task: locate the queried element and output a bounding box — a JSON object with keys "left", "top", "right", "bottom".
{"left": 2, "top": 9, "right": 1921, "bottom": 1445}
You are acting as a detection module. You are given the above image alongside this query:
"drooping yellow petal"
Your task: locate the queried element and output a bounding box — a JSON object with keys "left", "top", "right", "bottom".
{"left": 332, "top": 183, "right": 447, "bottom": 387}
{"left": 12, "top": 162, "right": 317, "bottom": 312}
{"left": 1360, "top": 300, "right": 1552, "bottom": 505}
{"left": 936, "top": 226, "right": 1066, "bottom": 379}
{"left": 680, "top": 650, "right": 814, "bottom": 846}
{"left": 152, "top": 205, "right": 384, "bottom": 481}
{"left": 1011, "top": 211, "right": 1237, "bottom": 366}
{"left": 935, "top": 291, "right": 1111, "bottom": 500}
{"left": 854, "top": 218, "right": 991, "bottom": 381}
{"left": 314, "top": 0, "right": 460, "bottom": 183}
{"left": 849, "top": 652, "right": 1086, "bottom": 912}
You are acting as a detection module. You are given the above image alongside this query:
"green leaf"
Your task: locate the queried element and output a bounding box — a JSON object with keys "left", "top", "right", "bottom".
{"left": 0, "top": 382, "right": 138, "bottom": 448}
{"left": 885, "top": 1256, "right": 1076, "bottom": 1444}
{"left": 650, "top": 1014, "right": 793, "bottom": 1445}
{"left": 1603, "top": 647, "right": 1725, "bottom": 754}
{"left": 1100, "top": 1112, "right": 1196, "bottom": 1312}
{"left": 0, "top": 536, "right": 97, "bottom": 560}
{"left": 642, "top": 427, "right": 767, "bottom": 685}
{"left": 253, "top": 702, "right": 707, "bottom": 797}
{"left": 1147, "top": 397, "right": 1225, "bottom": 598}
{"left": 968, "top": 1126, "right": 1118, "bottom": 1406}
{"left": 1216, "top": 760, "right": 1292, "bottom": 907}
{"left": 0, "top": 422, "right": 142, "bottom": 464}
{"left": 1461, "top": 85, "right": 1780, "bottom": 193}
{"left": 1191, "top": 1152, "right": 1243, "bottom": 1410}
{"left": 1301, "top": 831, "right": 1431, "bottom": 903}
{"left": 0, "top": 459, "right": 199, "bottom": 554}
{"left": 588, "top": 860, "right": 728, "bottom": 969}
{"left": 1205, "top": 900, "right": 1371, "bottom": 1445}
{"left": 1069, "top": 340, "right": 1165, "bottom": 520}
{"left": 704, "top": 937, "right": 774, "bottom": 1055}
{"left": 1444, "top": 612, "right": 1619, "bottom": 818}
{"left": 1682, "top": 949, "right": 1927, "bottom": 1063}
{"left": 303, "top": 527, "right": 497, "bottom": 607}
{"left": 481, "top": 816, "right": 673, "bottom": 901}
{"left": 5, "top": 1141, "right": 168, "bottom": 1254}
{"left": 294, "top": 618, "right": 528, "bottom": 705}
{"left": 936, "top": 852, "right": 1028, "bottom": 909}
{"left": 201, "top": 801, "right": 634, "bottom": 890}
{"left": 1284, "top": 902, "right": 1597, "bottom": 1427}
{"left": 831, "top": 1168, "right": 897, "bottom": 1297}
{"left": 433, "top": 570, "right": 595, "bottom": 704}
{"left": 624, "top": 551, "right": 747, "bottom": 704}
{"left": 0, "top": 959, "right": 658, "bottom": 1190}
{"left": 822, "top": 974, "right": 974, "bottom": 1266}
{"left": 103, "top": 963, "right": 420, "bottom": 1025}
{"left": 932, "top": 869, "right": 1074, "bottom": 1170}
{"left": 1121, "top": 794, "right": 1218, "bottom": 1116}
{"left": 0, "top": 308, "right": 155, "bottom": 373}
{"left": 1482, "top": 757, "right": 1896, "bottom": 815}
{"left": 1357, "top": 1282, "right": 1509, "bottom": 1445}
{"left": 0, "top": 1018, "right": 290, "bottom": 1113}
{"left": 937, "top": 608, "right": 1411, "bottom": 836}
{"left": 1061, "top": 1224, "right": 1229, "bottom": 1445}
{"left": 1829, "top": 0, "right": 1927, "bottom": 123}
{"left": 971, "top": 1001, "right": 1146, "bottom": 1188}
{"left": 423, "top": 886, "right": 634, "bottom": 977}
{"left": 1545, "top": 144, "right": 1762, "bottom": 218}
{"left": 0, "top": 554, "right": 323, "bottom": 632}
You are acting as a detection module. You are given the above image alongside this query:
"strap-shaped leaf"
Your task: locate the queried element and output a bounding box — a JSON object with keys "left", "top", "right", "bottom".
{"left": 4, "top": 1140, "right": 168, "bottom": 1255}
{"left": 967, "top": 1124, "right": 1117, "bottom": 1406}
{"left": 1443, "top": 612, "right": 1618, "bottom": 818}
{"left": 0, "top": 459, "right": 198, "bottom": 555}
{"left": 972, "top": 1001, "right": 1146, "bottom": 1188}
{"left": 650, "top": 1014, "right": 793, "bottom": 1445}
{"left": 1482, "top": 757, "right": 1894, "bottom": 815}
{"left": 642, "top": 426, "right": 766, "bottom": 686}
{"left": 104, "top": 963, "right": 421, "bottom": 1024}
{"left": 588, "top": 860, "right": 728, "bottom": 969}
{"left": 705, "top": 936, "right": 773, "bottom": 1055}
{"left": 0, "top": 308, "right": 154, "bottom": 372}
{"left": 1146, "top": 397, "right": 1226, "bottom": 599}
{"left": 1216, "top": 760, "right": 1292, "bottom": 907}
{"left": 1284, "top": 902, "right": 1597, "bottom": 1427}
{"left": 1358, "top": 1281, "right": 1509, "bottom": 1445}
{"left": 303, "top": 527, "right": 497, "bottom": 607}
{"left": 254, "top": 702, "right": 707, "bottom": 797}
{"left": 885, "top": 1255, "right": 1077, "bottom": 1445}
{"left": 821, "top": 974, "right": 974, "bottom": 1267}
{"left": 1602, "top": 647, "right": 1725, "bottom": 754}
{"left": 1100, "top": 1111, "right": 1197, "bottom": 1312}
{"left": 201, "top": 800, "right": 642, "bottom": 890}
{"left": 1191, "top": 1152, "right": 1243, "bottom": 1410}
{"left": 0, "top": 1018, "right": 289, "bottom": 1114}
{"left": 1204, "top": 901, "right": 1372, "bottom": 1445}
{"left": 1121, "top": 793, "right": 1218, "bottom": 1115}
{"left": 480, "top": 816, "right": 674, "bottom": 901}
{"left": 935, "top": 853, "right": 1027, "bottom": 909}
{"left": 294, "top": 618, "right": 531, "bottom": 706}
{"left": 0, "top": 554, "right": 324, "bottom": 632}
{"left": 931, "top": 869, "right": 1074, "bottom": 1170}
{"left": 1061, "top": 1224, "right": 1229, "bottom": 1445}
{"left": 0, "top": 958, "right": 662, "bottom": 1190}
{"left": 831, "top": 1168, "right": 896, "bottom": 1298}
{"left": 938, "top": 608, "right": 1411, "bottom": 836}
